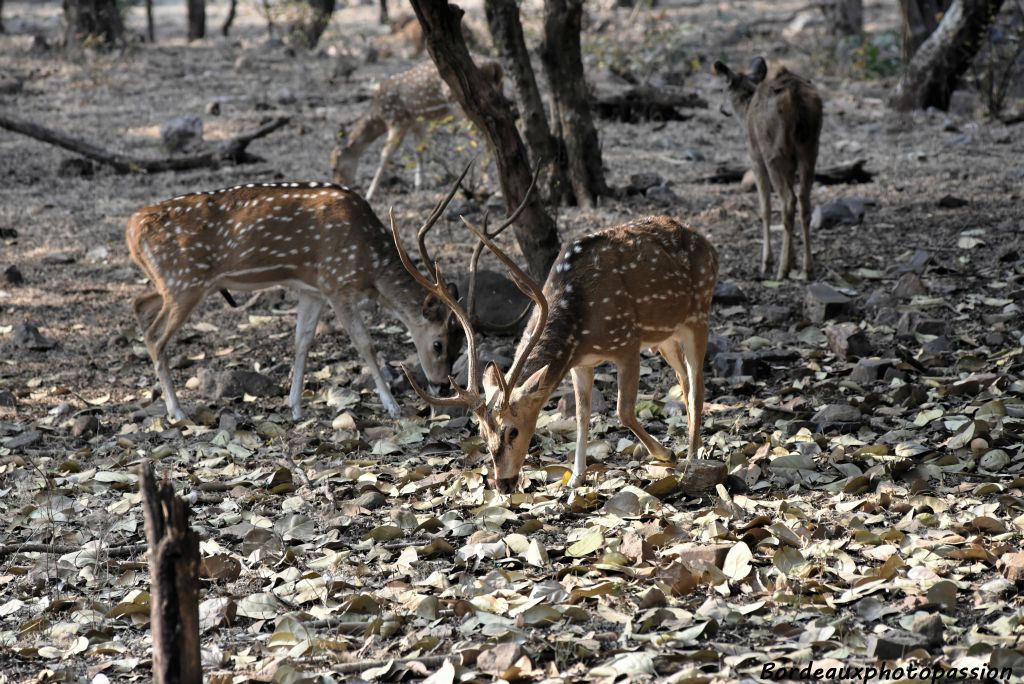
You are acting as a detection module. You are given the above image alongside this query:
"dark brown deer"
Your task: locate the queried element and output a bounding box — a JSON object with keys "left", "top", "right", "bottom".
{"left": 712, "top": 57, "right": 823, "bottom": 280}
{"left": 126, "top": 180, "right": 463, "bottom": 422}
{"left": 391, "top": 169, "right": 719, "bottom": 493}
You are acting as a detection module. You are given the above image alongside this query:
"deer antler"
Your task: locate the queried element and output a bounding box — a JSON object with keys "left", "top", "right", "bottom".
{"left": 465, "top": 210, "right": 533, "bottom": 338}
{"left": 460, "top": 164, "right": 548, "bottom": 407}
{"left": 389, "top": 162, "right": 483, "bottom": 411}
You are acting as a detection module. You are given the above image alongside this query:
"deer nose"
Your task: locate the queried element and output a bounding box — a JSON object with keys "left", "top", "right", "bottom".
{"left": 495, "top": 476, "right": 519, "bottom": 494}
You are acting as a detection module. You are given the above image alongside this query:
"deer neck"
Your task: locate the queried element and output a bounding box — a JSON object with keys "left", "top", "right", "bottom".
{"left": 372, "top": 260, "right": 428, "bottom": 330}
{"left": 510, "top": 305, "right": 580, "bottom": 398}
{"left": 345, "top": 112, "right": 388, "bottom": 157}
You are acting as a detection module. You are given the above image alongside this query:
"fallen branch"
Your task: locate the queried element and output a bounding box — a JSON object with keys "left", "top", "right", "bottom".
{"left": 334, "top": 655, "right": 458, "bottom": 676}
{"left": 0, "top": 541, "right": 148, "bottom": 560}
{"left": 0, "top": 113, "right": 290, "bottom": 173}
{"left": 592, "top": 84, "right": 708, "bottom": 123}
{"left": 701, "top": 159, "right": 874, "bottom": 185}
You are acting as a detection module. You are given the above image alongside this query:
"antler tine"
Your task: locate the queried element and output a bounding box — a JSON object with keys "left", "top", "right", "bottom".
{"left": 416, "top": 160, "right": 474, "bottom": 267}
{"left": 465, "top": 211, "right": 490, "bottom": 325}
{"left": 460, "top": 218, "right": 548, "bottom": 403}
{"left": 491, "top": 161, "right": 543, "bottom": 238}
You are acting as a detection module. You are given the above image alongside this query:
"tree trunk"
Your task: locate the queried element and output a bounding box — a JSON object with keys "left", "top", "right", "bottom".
{"left": 540, "top": 0, "right": 608, "bottom": 209}
{"left": 890, "top": 0, "right": 1005, "bottom": 110}
{"left": 409, "top": 0, "right": 561, "bottom": 280}
{"left": 145, "top": 0, "right": 154, "bottom": 42}
{"left": 822, "top": 0, "right": 863, "bottom": 35}
{"left": 140, "top": 461, "right": 201, "bottom": 684}
{"left": 288, "top": 0, "right": 335, "bottom": 48}
{"left": 186, "top": 0, "right": 205, "bottom": 40}
{"left": 221, "top": 0, "right": 237, "bottom": 36}
{"left": 484, "top": 0, "right": 567, "bottom": 204}
{"left": 898, "top": 0, "right": 951, "bottom": 61}
{"left": 1, "top": 0, "right": 6, "bottom": 33}
{"left": 62, "top": 0, "right": 124, "bottom": 47}
{"left": 379, "top": 0, "right": 389, "bottom": 25}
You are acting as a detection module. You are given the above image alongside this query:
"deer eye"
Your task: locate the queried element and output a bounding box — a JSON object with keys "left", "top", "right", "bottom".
{"left": 432, "top": 341, "right": 443, "bottom": 354}
{"left": 507, "top": 428, "right": 519, "bottom": 442}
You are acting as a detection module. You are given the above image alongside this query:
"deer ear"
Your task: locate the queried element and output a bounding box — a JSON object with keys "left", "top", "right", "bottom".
{"left": 421, "top": 293, "right": 442, "bottom": 321}
{"left": 711, "top": 60, "right": 730, "bottom": 78}
{"left": 749, "top": 57, "right": 768, "bottom": 84}
{"left": 482, "top": 362, "right": 504, "bottom": 407}
{"left": 446, "top": 281, "right": 459, "bottom": 300}
{"left": 511, "top": 365, "right": 549, "bottom": 403}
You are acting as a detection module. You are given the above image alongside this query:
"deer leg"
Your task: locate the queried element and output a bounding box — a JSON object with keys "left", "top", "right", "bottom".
{"left": 143, "top": 290, "right": 203, "bottom": 421}
{"left": 657, "top": 340, "right": 690, "bottom": 411}
{"left": 768, "top": 165, "right": 797, "bottom": 280}
{"left": 330, "top": 296, "right": 401, "bottom": 418}
{"left": 678, "top": 325, "right": 708, "bottom": 465}
{"left": 133, "top": 291, "right": 163, "bottom": 332}
{"left": 366, "top": 126, "right": 405, "bottom": 201}
{"left": 752, "top": 160, "right": 773, "bottom": 277}
{"left": 798, "top": 162, "right": 815, "bottom": 280}
{"left": 616, "top": 355, "right": 673, "bottom": 462}
{"left": 568, "top": 365, "right": 595, "bottom": 488}
{"left": 288, "top": 292, "right": 325, "bottom": 421}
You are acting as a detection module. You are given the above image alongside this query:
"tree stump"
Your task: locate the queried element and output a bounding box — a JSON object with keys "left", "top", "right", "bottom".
{"left": 140, "top": 461, "right": 201, "bottom": 684}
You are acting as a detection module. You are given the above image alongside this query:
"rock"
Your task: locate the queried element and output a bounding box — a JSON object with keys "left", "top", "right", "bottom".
{"left": 1000, "top": 552, "right": 1024, "bottom": 583}
{"left": 13, "top": 322, "right": 56, "bottom": 350}
{"left": 275, "top": 87, "right": 297, "bottom": 105}
{"left": 804, "top": 283, "right": 853, "bottom": 323}
{"left": 825, "top": 322, "right": 871, "bottom": 360}
{"left": 677, "top": 459, "right": 728, "bottom": 496}
{"left": 455, "top": 269, "right": 530, "bottom": 332}
{"left": 206, "top": 101, "right": 221, "bottom": 115}
{"left": 850, "top": 358, "right": 895, "bottom": 385}
{"left": 893, "top": 272, "right": 927, "bottom": 299}
{"left": 477, "top": 643, "right": 524, "bottom": 676}
{"left": 0, "top": 390, "right": 16, "bottom": 407}
{"left": 922, "top": 336, "right": 952, "bottom": 354}
{"left": 712, "top": 349, "right": 799, "bottom": 379}
{"left": 353, "top": 490, "right": 387, "bottom": 509}
{"left": 712, "top": 281, "right": 746, "bottom": 306}
{"left": 937, "top": 194, "right": 968, "bottom": 209}
{"left": 4, "top": 430, "right": 42, "bottom": 449}
{"left": 218, "top": 412, "right": 238, "bottom": 432}
{"left": 866, "top": 630, "right": 930, "bottom": 659}
{"left": 160, "top": 114, "right": 203, "bottom": 153}
{"left": 57, "top": 157, "right": 95, "bottom": 177}
{"left": 627, "top": 172, "right": 663, "bottom": 194}
{"left": 705, "top": 334, "right": 733, "bottom": 360}
{"left": 811, "top": 403, "right": 861, "bottom": 430}
{"left": 897, "top": 312, "right": 946, "bottom": 337}
{"left": 645, "top": 184, "right": 680, "bottom": 205}
{"left": 754, "top": 304, "right": 791, "bottom": 325}
{"left": 199, "top": 368, "right": 281, "bottom": 400}
{"left": 41, "top": 251, "right": 75, "bottom": 265}
{"left": 71, "top": 414, "right": 99, "bottom": 438}
{"left": 0, "top": 227, "right": 18, "bottom": 240}
{"left": 3, "top": 264, "right": 24, "bottom": 286}
{"left": 810, "top": 199, "right": 864, "bottom": 231}
{"left": 557, "top": 387, "right": 609, "bottom": 418}
{"left": 672, "top": 543, "right": 732, "bottom": 572}
{"left": 0, "top": 74, "right": 23, "bottom": 95}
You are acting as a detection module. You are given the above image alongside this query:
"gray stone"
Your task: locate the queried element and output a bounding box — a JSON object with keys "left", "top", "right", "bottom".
{"left": 810, "top": 199, "right": 864, "bottom": 230}
{"left": 71, "top": 414, "right": 99, "bottom": 438}
{"left": 41, "top": 251, "right": 75, "bottom": 265}
{"left": 3, "top": 264, "right": 24, "bottom": 286}
{"left": 866, "top": 630, "right": 930, "bottom": 659}
{"left": 850, "top": 358, "right": 895, "bottom": 385}
{"left": 199, "top": 369, "right": 281, "bottom": 400}
{"left": 804, "top": 283, "right": 853, "bottom": 323}
{"left": 353, "top": 490, "right": 386, "bottom": 509}
{"left": 705, "top": 334, "right": 733, "bottom": 360}
{"left": 754, "top": 305, "right": 791, "bottom": 325}
{"left": 712, "top": 349, "right": 798, "bottom": 379}
{"left": 275, "top": 87, "right": 297, "bottom": 105}
{"left": 911, "top": 613, "right": 945, "bottom": 648}
{"left": 160, "top": 114, "right": 203, "bottom": 153}
{"left": 712, "top": 281, "right": 746, "bottom": 306}
{"left": 825, "top": 322, "right": 871, "bottom": 360}
{"left": 13, "top": 322, "right": 55, "bottom": 350}
{"left": 893, "top": 272, "right": 927, "bottom": 299}
{"left": 645, "top": 184, "right": 680, "bottom": 205}
{"left": 811, "top": 403, "right": 861, "bottom": 429}
{"left": 4, "top": 430, "right": 42, "bottom": 449}
{"left": 922, "top": 336, "right": 952, "bottom": 354}
{"left": 627, "top": 172, "right": 663, "bottom": 194}
{"left": 455, "top": 269, "right": 530, "bottom": 332}
{"left": 57, "top": 158, "right": 94, "bottom": 177}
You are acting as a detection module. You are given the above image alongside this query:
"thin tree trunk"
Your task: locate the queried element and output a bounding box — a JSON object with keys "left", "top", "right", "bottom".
{"left": 62, "top": 0, "right": 124, "bottom": 47}
{"left": 140, "top": 461, "right": 201, "bottom": 684}
{"left": 186, "top": 0, "right": 205, "bottom": 40}
{"left": 540, "top": 0, "right": 608, "bottom": 208}
{"left": 409, "top": 0, "right": 561, "bottom": 280}
{"left": 822, "top": 0, "right": 863, "bottom": 35}
{"left": 1, "top": 0, "right": 6, "bottom": 33}
{"left": 146, "top": 0, "right": 154, "bottom": 42}
{"left": 221, "top": 0, "right": 237, "bottom": 36}
{"left": 899, "top": 0, "right": 950, "bottom": 61}
{"left": 379, "top": 0, "right": 389, "bottom": 25}
{"left": 484, "top": 0, "right": 567, "bottom": 204}
{"left": 890, "top": 0, "right": 1005, "bottom": 110}
{"left": 305, "top": 0, "right": 336, "bottom": 47}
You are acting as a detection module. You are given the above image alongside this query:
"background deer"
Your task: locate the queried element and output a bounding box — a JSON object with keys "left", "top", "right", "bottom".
{"left": 392, "top": 170, "right": 719, "bottom": 493}
{"left": 125, "top": 181, "right": 463, "bottom": 422}
{"left": 329, "top": 57, "right": 503, "bottom": 201}
{"left": 712, "top": 57, "right": 823, "bottom": 280}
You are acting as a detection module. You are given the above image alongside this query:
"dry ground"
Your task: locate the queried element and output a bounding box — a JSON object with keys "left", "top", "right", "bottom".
{"left": 1, "top": 0, "right": 1024, "bottom": 682}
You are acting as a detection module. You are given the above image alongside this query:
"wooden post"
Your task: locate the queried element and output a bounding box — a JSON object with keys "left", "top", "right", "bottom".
{"left": 140, "top": 461, "right": 202, "bottom": 684}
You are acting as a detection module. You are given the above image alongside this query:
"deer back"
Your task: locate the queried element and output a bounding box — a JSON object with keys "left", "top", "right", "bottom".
{"left": 125, "top": 183, "right": 398, "bottom": 297}
{"left": 747, "top": 68, "right": 823, "bottom": 165}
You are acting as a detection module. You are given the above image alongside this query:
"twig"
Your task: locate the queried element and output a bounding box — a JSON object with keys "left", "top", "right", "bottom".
{"left": 0, "top": 541, "right": 147, "bottom": 560}
{"left": 0, "top": 113, "right": 290, "bottom": 174}
{"left": 333, "top": 655, "right": 457, "bottom": 675}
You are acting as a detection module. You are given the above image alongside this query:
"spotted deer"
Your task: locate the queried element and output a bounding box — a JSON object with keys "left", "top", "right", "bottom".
{"left": 329, "top": 57, "right": 503, "bottom": 201}
{"left": 712, "top": 57, "right": 823, "bottom": 280}
{"left": 125, "top": 180, "right": 463, "bottom": 422}
{"left": 391, "top": 168, "right": 719, "bottom": 493}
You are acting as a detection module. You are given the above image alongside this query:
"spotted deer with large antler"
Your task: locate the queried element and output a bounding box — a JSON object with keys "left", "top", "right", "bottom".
{"left": 329, "top": 57, "right": 503, "bottom": 201}
{"left": 126, "top": 180, "right": 464, "bottom": 422}
{"left": 391, "top": 168, "right": 719, "bottom": 493}
{"left": 712, "top": 56, "right": 822, "bottom": 280}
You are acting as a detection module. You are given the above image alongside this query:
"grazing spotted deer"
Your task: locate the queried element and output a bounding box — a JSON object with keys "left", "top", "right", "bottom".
{"left": 329, "top": 57, "right": 503, "bottom": 201}
{"left": 712, "top": 57, "right": 823, "bottom": 280}
{"left": 126, "top": 180, "right": 463, "bottom": 422}
{"left": 375, "top": 15, "right": 426, "bottom": 59}
{"left": 391, "top": 168, "right": 719, "bottom": 493}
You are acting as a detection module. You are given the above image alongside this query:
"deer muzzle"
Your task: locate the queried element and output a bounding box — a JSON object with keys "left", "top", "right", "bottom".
{"left": 494, "top": 476, "right": 519, "bottom": 494}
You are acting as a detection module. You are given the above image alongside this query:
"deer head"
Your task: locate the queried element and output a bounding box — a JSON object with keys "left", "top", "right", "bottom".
{"left": 711, "top": 56, "right": 767, "bottom": 119}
